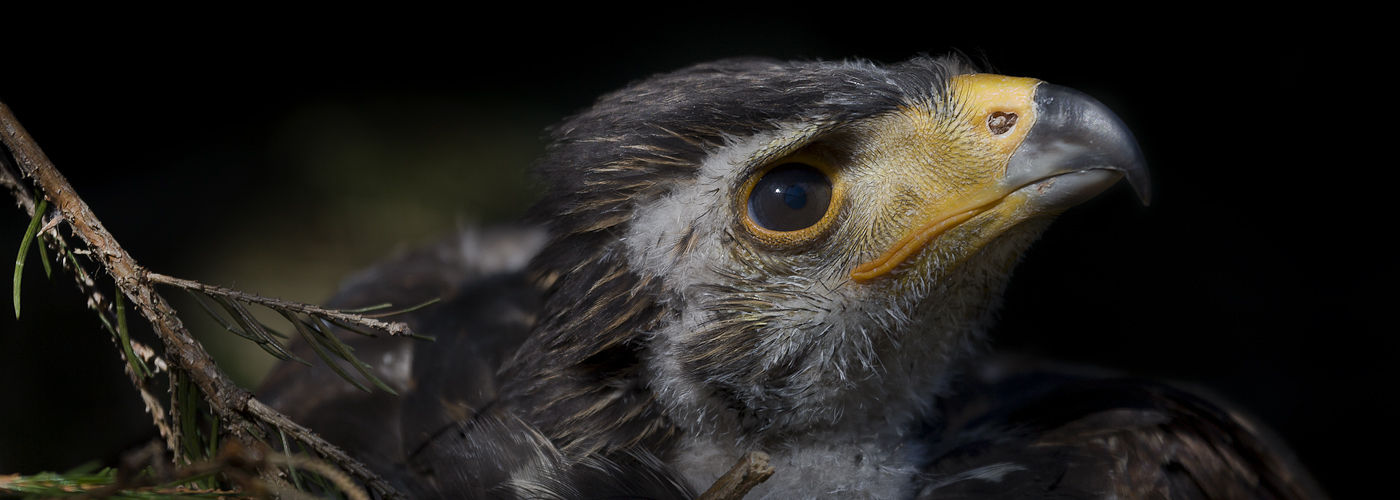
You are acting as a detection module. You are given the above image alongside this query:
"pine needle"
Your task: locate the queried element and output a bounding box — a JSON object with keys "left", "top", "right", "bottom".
{"left": 359, "top": 297, "right": 442, "bottom": 318}
{"left": 13, "top": 198, "right": 47, "bottom": 318}
{"left": 337, "top": 302, "right": 394, "bottom": 314}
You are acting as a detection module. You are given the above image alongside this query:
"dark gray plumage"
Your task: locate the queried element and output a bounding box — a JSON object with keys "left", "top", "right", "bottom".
{"left": 260, "top": 55, "right": 1323, "bottom": 499}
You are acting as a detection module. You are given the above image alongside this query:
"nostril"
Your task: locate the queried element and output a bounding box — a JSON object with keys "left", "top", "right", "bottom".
{"left": 988, "top": 111, "right": 1018, "bottom": 135}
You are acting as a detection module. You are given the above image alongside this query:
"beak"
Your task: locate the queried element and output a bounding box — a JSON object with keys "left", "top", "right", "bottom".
{"left": 1005, "top": 83, "right": 1151, "bottom": 209}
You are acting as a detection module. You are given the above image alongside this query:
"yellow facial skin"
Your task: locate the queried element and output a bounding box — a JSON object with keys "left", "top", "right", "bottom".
{"left": 847, "top": 74, "right": 1043, "bottom": 282}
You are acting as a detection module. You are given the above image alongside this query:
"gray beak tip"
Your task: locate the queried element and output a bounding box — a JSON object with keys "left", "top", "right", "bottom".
{"left": 1010, "top": 83, "right": 1151, "bottom": 210}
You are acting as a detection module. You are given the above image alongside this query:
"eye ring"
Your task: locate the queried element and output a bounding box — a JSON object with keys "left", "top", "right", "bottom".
{"left": 739, "top": 154, "right": 843, "bottom": 249}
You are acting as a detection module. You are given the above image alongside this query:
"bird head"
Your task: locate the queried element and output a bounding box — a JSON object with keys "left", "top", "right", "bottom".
{"left": 506, "top": 56, "right": 1148, "bottom": 452}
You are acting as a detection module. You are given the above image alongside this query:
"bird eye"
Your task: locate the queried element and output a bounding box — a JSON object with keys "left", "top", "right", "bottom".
{"left": 746, "top": 163, "right": 833, "bottom": 232}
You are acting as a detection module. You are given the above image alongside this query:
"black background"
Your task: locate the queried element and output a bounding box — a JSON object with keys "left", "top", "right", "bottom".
{"left": 0, "top": 12, "right": 1383, "bottom": 498}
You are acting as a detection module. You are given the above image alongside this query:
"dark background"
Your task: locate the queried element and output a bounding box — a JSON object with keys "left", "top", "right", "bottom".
{"left": 0, "top": 13, "right": 1382, "bottom": 498}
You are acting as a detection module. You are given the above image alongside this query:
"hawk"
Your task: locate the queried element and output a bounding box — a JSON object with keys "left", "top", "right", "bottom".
{"left": 260, "top": 55, "right": 1322, "bottom": 499}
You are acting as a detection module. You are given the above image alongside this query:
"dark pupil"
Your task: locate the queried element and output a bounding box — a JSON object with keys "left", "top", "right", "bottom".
{"left": 783, "top": 185, "right": 808, "bottom": 209}
{"left": 747, "top": 163, "right": 832, "bottom": 232}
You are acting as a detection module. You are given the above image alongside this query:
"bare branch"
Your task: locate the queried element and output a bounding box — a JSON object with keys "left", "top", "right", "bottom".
{"left": 697, "top": 451, "right": 775, "bottom": 500}
{"left": 1, "top": 101, "right": 407, "bottom": 500}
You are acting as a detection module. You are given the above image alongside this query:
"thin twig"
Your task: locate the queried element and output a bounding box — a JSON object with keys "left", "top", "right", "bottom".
{"left": 696, "top": 451, "right": 775, "bottom": 500}
{"left": 146, "top": 272, "right": 415, "bottom": 336}
{"left": 1, "top": 101, "right": 407, "bottom": 500}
